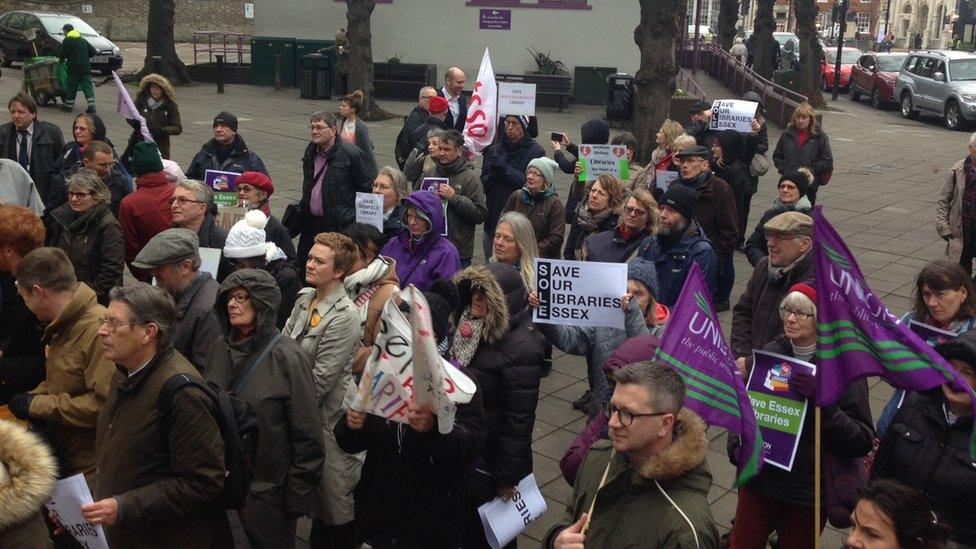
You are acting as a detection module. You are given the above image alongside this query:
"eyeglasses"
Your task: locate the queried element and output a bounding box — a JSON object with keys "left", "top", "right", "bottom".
{"left": 227, "top": 293, "right": 251, "bottom": 304}
{"left": 624, "top": 206, "right": 648, "bottom": 217}
{"left": 67, "top": 191, "right": 92, "bottom": 199}
{"left": 169, "top": 196, "right": 206, "bottom": 206}
{"left": 604, "top": 402, "right": 671, "bottom": 427}
{"left": 99, "top": 316, "right": 149, "bottom": 333}
{"left": 780, "top": 306, "right": 814, "bottom": 320}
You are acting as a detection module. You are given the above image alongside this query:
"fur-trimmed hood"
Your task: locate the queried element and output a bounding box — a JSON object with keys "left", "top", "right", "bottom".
{"left": 137, "top": 73, "right": 177, "bottom": 102}
{"left": 636, "top": 408, "right": 709, "bottom": 481}
{"left": 0, "top": 420, "right": 57, "bottom": 529}
{"left": 454, "top": 263, "right": 529, "bottom": 345}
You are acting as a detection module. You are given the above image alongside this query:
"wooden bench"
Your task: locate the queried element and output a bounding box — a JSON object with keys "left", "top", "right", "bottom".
{"left": 496, "top": 73, "right": 572, "bottom": 112}
{"left": 373, "top": 63, "right": 438, "bottom": 100}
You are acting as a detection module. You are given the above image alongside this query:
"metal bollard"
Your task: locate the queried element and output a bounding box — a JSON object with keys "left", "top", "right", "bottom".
{"left": 216, "top": 54, "right": 225, "bottom": 94}
{"left": 152, "top": 55, "right": 162, "bottom": 75}
{"left": 274, "top": 54, "right": 282, "bottom": 91}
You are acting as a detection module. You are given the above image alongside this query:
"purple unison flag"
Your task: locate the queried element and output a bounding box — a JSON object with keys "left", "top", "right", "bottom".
{"left": 112, "top": 71, "right": 154, "bottom": 143}
{"left": 813, "top": 206, "right": 976, "bottom": 457}
{"left": 655, "top": 262, "right": 763, "bottom": 485}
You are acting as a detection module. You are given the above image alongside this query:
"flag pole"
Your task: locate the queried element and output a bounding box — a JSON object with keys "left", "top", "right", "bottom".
{"left": 581, "top": 448, "right": 615, "bottom": 536}
{"left": 814, "top": 406, "right": 822, "bottom": 549}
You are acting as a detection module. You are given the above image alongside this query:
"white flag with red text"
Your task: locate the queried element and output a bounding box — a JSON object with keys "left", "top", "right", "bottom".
{"left": 463, "top": 48, "right": 496, "bottom": 153}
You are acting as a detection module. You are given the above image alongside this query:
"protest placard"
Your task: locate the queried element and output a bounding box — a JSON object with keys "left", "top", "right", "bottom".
{"left": 746, "top": 350, "right": 815, "bottom": 471}
{"left": 709, "top": 99, "right": 759, "bottom": 132}
{"left": 352, "top": 292, "right": 476, "bottom": 428}
{"left": 420, "top": 177, "right": 450, "bottom": 236}
{"left": 204, "top": 169, "right": 241, "bottom": 207}
{"left": 497, "top": 82, "right": 536, "bottom": 116}
{"left": 655, "top": 169, "right": 679, "bottom": 191}
{"left": 199, "top": 247, "right": 221, "bottom": 278}
{"left": 45, "top": 473, "right": 109, "bottom": 549}
{"left": 477, "top": 474, "right": 547, "bottom": 549}
{"left": 909, "top": 320, "right": 959, "bottom": 346}
{"left": 532, "top": 258, "right": 626, "bottom": 329}
{"left": 577, "top": 144, "right": 630, "bottom": 182}
{"left": 355, "top": 192, "right": 384, "bottom": 231}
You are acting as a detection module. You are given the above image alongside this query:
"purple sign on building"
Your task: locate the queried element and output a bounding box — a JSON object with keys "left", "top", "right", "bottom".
{"left": 479, "top": 9, "right": 511, "bottom": 30}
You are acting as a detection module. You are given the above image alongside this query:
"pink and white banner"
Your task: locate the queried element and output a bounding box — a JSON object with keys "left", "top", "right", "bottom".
{"left": 463, "top": 48, "right": 496, "bottom": 154}
{"left": 112, "top": 71, "right": 153, "bottom": 143}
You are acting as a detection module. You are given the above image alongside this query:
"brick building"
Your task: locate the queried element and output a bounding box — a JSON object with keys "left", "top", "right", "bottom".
{"left": 741, "top": 0, "right": 884, "bottom": 38}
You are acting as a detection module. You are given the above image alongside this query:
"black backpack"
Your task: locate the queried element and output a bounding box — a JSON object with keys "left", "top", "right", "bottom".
{"left": 394, "top": 123, "right": 411, "bottom": 169}
{"left": 158, "top": 333, "right": 281, "bottom": 509}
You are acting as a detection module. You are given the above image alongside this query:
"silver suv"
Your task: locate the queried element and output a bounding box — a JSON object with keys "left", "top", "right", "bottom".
{"left": 895, "top": 50, "right": 976, "bottom": 130}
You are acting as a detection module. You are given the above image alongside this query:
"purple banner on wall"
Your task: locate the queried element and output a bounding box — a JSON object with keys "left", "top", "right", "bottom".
{"left": 479, "top": 9, "right": 511, "bottom": 30}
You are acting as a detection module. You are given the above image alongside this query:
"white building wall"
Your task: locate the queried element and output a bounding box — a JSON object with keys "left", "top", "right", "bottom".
{"left": 254, "top": 0, "right": 643, "bottom": 79}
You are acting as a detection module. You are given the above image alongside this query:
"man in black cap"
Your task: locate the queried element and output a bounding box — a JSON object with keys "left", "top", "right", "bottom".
{"left": 131, "top": 228, "right": 221, "bottom": 372}
{"left": 185, "top": 111, "right": 268, "bottom": 180}
{"left": 687, "top": 100, "right": 718, "bottom": 149}
{"left": 638, "top": 184, "right": 718, "bottom": 307}
{"left": 673, "top": 145, "right": 738, "bottom": 310}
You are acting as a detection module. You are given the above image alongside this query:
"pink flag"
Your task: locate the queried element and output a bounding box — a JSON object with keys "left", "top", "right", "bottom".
{"left": 112, "top": 71, "right": 154, "bottom": 143}
{"left": 463, "top": 49, "right": 496, "bottom": 154}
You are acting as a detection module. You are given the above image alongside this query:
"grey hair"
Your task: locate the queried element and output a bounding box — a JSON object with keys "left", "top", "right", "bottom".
{"left": 418, "top": 85, "right": 436, "bottom": 99}
{"left": 780, "top": 291, "right": 817, "bottom": 319}
{"left": 427, "top": 128, "right": 445, "bottom": 141}
{"left": 67, "top": 169, "right": 110, "bottom": 205}
{"left": 108, "top": 284, "right": 178, "bottom": 351}
{"left": 969, "top": 132, "right": 976, "bottom": 146}
{"left": 491, "top": 211, "right": 539, "bottom": 289}
{"left": 177, "top": 179, "right": 214, "bottom": 207}
{"left": 612, "top": 360, "right": 686, "bottom": 414}
{"left": 377, "top": 166, "right": 410, "bottom": 200}
{"left": 311, "top": 110, "right": 337, "bottom": 127}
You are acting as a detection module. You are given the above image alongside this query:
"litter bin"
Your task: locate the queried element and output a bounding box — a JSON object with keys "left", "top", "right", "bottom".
{"left": 606, "top": 74, "right": 635, "bottom": 123}
{"left": 300, "top": 54, "right": 332, "bottom": 100}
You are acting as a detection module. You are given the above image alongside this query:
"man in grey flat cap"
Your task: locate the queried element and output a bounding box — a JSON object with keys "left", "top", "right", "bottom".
{"left": 132, "top": 228, "right": 220, "bottom": 372}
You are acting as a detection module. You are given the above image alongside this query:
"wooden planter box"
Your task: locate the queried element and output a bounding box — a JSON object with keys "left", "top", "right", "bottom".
{"left": 497, "top": 72, "right": 572, "bottom": 111}
{"left": 373, "top": 62, "right": 437, "bottom": 100}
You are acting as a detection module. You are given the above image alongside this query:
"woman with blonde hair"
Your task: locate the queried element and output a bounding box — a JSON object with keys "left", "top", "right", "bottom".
{"left": 563, "top": 175, "right": 625, "bottom": 259}
{"left": 582, "top": 188, "right": 659, "bottom": 263}
{"left": 773, "top": 102, "right": 833, "bottom": 204}
{"left": 491, "top": 211, "right": 540, "bottom": 289}
{"left": 650, "top": 119, "right": 684, "bottom": 171}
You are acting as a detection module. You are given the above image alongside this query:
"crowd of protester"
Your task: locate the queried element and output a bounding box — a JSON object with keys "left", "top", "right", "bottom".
{"left": 1, "top": 66, "right": 972, "bottom": 549}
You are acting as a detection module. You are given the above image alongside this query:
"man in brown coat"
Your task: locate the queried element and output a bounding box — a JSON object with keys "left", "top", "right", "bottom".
{"left": 731, "top": 211, "right": 814, "bottom": 375}
{"left": 82, "top": 284, "right": 225, "bottom": 548}
{"left": 7, "top": 247, "right": 115, "bottom": 477}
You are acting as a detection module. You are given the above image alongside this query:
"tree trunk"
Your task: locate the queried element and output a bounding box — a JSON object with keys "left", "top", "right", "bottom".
{"left": 345, "top": 0, "right": 392, "bottom": 121}
{"left": 795, "top": 0, "right": 825, "bottom": 105}
{"left": 752, "top": 0, "right": 777, "bottom": 78}
{"left": 718, "top": 0, "right": 740, "bottom": 50}
{"left": 634, "top": 0, "right": 685, "bottom": 165}
{"left": 140, "top": 0, "right": 190, "bottom": 84}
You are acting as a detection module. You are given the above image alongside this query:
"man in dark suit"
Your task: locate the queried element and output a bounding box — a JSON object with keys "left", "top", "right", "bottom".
{"left": 437, "top": 67, "right": 468, "bottom": 132}
{"left": 0, "top": 92, "right": 65, "bottom": 206}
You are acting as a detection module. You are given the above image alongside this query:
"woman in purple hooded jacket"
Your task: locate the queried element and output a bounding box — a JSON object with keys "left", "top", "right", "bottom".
{"left": 380, "top": 190, "right": 461, "bottom": 291}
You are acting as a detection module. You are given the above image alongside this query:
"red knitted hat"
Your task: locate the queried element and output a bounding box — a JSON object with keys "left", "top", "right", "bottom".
{"left": 428, "top": 95, "right": 449, "bottom": 115}
{"left": 788, "top": 282, "right": 816, "bottom": 304}
{"left": 236, "top": 171, "right": 274, "bottom": 195}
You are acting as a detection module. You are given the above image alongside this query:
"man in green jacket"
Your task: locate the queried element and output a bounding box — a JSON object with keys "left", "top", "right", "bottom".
{"left": 545, "top": 360, "right": 719, "bottom": 549}
{"left": 429, "top": 129, "right": 487, "bottom": 268}
{"left": 58, "top": 24, "right": 96, "bottom": 113}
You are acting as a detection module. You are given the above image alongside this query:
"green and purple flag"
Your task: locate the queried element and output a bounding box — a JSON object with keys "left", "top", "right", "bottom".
{"left": 813, "top": 206, "right": 976, "bottom": 457}
{"left": 656, "top": 262, "right": 764, "bottom": 485}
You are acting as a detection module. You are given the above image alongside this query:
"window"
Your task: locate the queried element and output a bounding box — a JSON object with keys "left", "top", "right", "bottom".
{"left": 6, "top": 13, "right": 25, "bottom": 31}
{"left": 855, "top": 12, "right": 870, "bottom": 33}
{"left": 816, "top": 12, "right": 828, "bottom": 27}
{"left": 465, "top": 0, "right": 591, "bottom": 8}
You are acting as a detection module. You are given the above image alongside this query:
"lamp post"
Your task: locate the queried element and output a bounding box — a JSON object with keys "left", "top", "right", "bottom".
{"left": 832, "top": 0, "right": 849, "bottom": 101}
{"left": 884, "top": 0, "right": 892, "bottom": 36}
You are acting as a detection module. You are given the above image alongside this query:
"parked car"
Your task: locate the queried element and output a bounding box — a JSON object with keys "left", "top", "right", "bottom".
{"left": 850, "top": 52, "right": 909, "bottom": 108}
{"left": 896, "top": 50, "right": 976, "bottom": 130}
{"left": 0, "top": 11, "right": 122, "bottom": 74}
{"left": 821, "top": 47, "right": 862, "bottom": 91}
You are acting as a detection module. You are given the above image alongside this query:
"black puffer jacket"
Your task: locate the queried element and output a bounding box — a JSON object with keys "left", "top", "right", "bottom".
{"left": 873, "top": 372, "right": 976, "bottom": 546}
{"left": 185, "top": 135, "right": 268, "bottom": 180}
{"left": 480, "top": 134, "right": 546, "bottom": 232}
{"left": 45, "top": 202, "right": 124, "bottom": 305}
{"left": 334, "top": 370, "right": 486, "bottom": 547}
{"left": 733, "top": 336, "right": 873, "bottom": 506}
{"left": 453, "top": 263, "right": 545, "bottom": 486}
{"left": 204, "top": 269, "right": 325, "bottom": 517}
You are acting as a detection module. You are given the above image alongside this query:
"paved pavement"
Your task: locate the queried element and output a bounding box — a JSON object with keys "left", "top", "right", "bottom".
{"left": 5, "top": 61, "right": 967, "bottom": 547}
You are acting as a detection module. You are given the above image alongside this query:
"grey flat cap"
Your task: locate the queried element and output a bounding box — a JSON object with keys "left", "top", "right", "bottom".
{"left": 764, "top": 211, "right": 813, "bottom": 236}
{"left": 132, "top": 228, "right": 200, "bottom": 269}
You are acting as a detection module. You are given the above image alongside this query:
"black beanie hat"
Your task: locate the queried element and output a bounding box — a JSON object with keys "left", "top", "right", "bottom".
{"left": 130, "top": 141, "right": 164, "bottom": 176}
{"left": 213, "top": 111, "right": 239, "bottom": 132}
{"left": 779, "top": 170, "right": 810, "bottom": 198}
{"left": 660, "top": 183, "right": 698, "bottom": 221}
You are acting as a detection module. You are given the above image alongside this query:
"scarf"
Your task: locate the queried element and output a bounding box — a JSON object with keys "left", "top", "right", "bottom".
{"left": 962, "top": 157, "right": 976, "bottom": 245}
{"left": 147, "top": 97, "right": 163, "bottom": 111}
{"left": 768, "top": 250, "right": 809, "bottom": 281}
{"left": 792, "top": 341, "right": 816, "bottom": 362}
{"left": 449, "top": 308, "right": 484, "bottom": 368}
{"left": 519, "top": 185, "right": 555, "bottom": 207}
{"left": 574, "top": 202, "right": 614, "bottom": 233}
{"left": 680, "top": 169, "right": 711, "bottom": 189}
